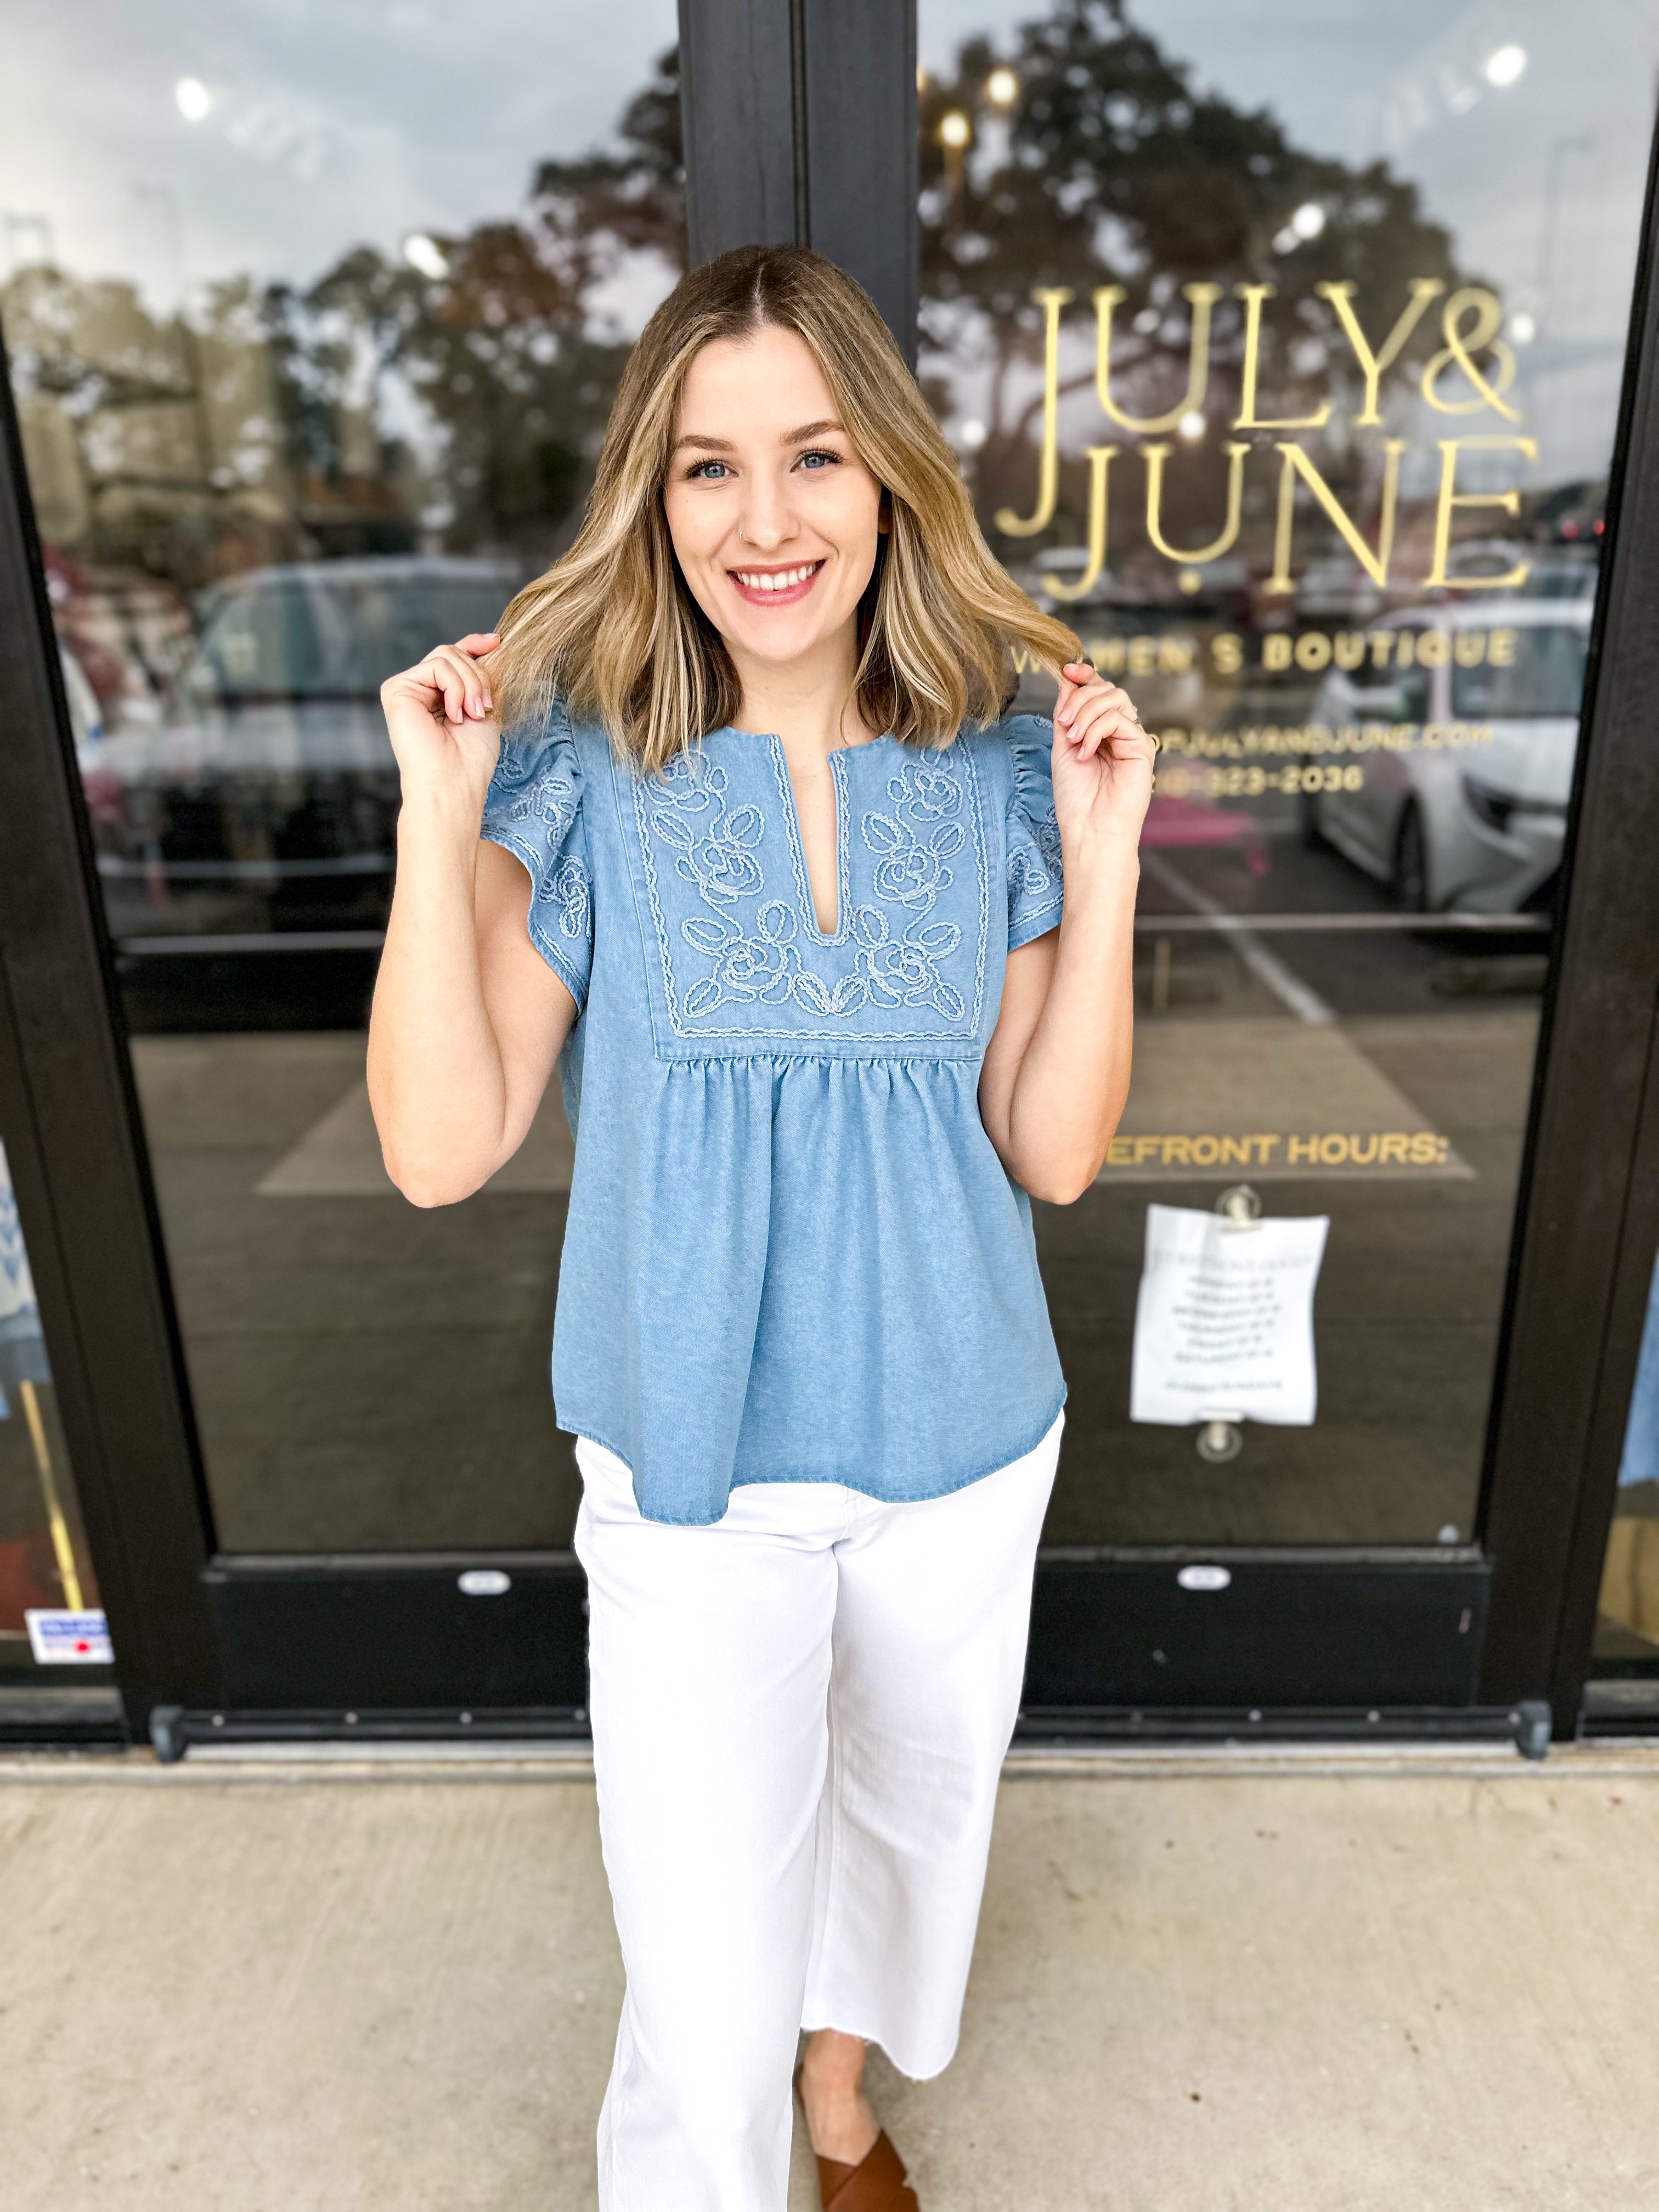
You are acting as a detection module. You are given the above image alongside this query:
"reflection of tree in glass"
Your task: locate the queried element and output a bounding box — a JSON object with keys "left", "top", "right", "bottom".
{"left": 1, "top": 46, "right": 684, "bottom": 600}
{"left": 275, "top": 46, "right": 685, "bottom": 561}
{"left": 920, "top": 0, "right": 1466, "bottom": 557}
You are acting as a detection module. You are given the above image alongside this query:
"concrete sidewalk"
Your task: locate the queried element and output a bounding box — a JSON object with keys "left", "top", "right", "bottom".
{"left": 3, "top": 1744, "right": 1656, "bottom": 2210}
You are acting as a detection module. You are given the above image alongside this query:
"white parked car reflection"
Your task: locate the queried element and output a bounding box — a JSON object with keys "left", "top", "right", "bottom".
{"left": 1304, "top": 598, "right": 1590, "bottom": 913}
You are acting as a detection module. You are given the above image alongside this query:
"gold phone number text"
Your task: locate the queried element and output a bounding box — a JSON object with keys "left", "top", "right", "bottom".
{"left": 1155, "top": 763, "right": 1365, "bottom": 798}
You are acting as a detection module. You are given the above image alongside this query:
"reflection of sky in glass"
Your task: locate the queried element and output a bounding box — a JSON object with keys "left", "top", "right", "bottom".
{"left": 0, "top": 0, "right": 678, "bottom": 321}
{"left": 922, "top": 0, "right": 1659, "bottom": 483}
{"left": 0, "top": 0, "right": 687, "bottom": 948}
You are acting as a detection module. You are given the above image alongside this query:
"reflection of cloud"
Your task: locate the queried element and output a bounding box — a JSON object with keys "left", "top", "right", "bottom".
{"left": 220, "top": 88, "right": 330, "bottom": 183}
{"left": 0, "top": 0, "right": 678, "bottom": 310}
{"left": 1370, "top": 0, "right": 1530, "bottom": 155}
{"left": 583, "top": 252, "right": 686, "bottom": 344}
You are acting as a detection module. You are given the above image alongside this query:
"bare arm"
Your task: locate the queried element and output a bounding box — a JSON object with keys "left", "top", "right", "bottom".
{"left": 366, "top": 633, "right": 577, "bottom": 1208}
{"left": 979, "top": 664, "right": 1152, "bottom": 1205}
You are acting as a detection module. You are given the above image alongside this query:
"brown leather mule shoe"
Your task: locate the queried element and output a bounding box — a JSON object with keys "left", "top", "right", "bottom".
{"left": 813, "top": 2130, "right": 922, "bottom": 2212}
{"left": 794, "top": 2066, "right": 922, "bottom": 2212}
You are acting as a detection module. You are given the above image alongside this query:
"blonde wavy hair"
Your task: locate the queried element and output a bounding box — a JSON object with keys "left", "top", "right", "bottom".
{"left": 489, "top": 244, "right": 1079, "bottom": 769}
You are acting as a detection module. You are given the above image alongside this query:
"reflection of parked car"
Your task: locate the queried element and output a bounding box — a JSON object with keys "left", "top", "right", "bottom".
{"left": 1430, "top": 539, "right": 1599, "bottom": 601}
{"left": 193, "top": 557, "right": 523, "bottom": 704}
{"left": 1303, "top": 599, "right": 1590, "bottom": 912}
{"left": 1142, "top": 793, "right": 1268, "bottom": 876}
{"left": 1516, "top": 560, "right": 1599, "bottom": 600}
{"left": 1293, "top": 555, "right": 1385, "bottom": 626}
{"left": 89, "top": 556, "right": 523, "bottom": 939}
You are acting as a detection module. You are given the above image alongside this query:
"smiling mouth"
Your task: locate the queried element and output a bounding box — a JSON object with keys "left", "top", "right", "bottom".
{"left": 729, "top": 560, "right": 825, "bottom": 605}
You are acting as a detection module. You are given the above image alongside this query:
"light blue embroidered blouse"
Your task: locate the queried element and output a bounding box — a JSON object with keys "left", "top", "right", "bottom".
{"left": 480, "top": 704, "right": 1068, "bottom": 1526}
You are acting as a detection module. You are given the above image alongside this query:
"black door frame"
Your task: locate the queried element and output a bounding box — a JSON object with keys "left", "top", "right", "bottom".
{"left": 1481, "top": 114, "right": 1659, "bottom": 1735}
{"left": 0, "top": 335, "right": 218, "bottom": 1741}
{"left": 0, "top": 0, "right": 1654, "bottom": 1751}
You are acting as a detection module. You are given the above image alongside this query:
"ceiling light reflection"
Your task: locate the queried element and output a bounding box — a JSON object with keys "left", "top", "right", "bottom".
{"left": 402, "top": 232, "right": 449, "bottom": 280}
{"left": 1485, "top": 44, "right": 1527, "bottom": 87}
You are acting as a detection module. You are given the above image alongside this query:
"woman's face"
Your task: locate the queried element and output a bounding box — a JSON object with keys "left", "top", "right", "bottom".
{"left": 663, "top": 324, "right": 885, "bottom": 676}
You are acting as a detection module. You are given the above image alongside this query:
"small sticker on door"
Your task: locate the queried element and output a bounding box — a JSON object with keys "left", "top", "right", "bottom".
{"left": 1176, "top": 1564, "right": 1233, "bottom": 1593}
{"left": 458, "top": 1569, "right": 511, "bottom": 1596}
{"left": 25, "top": 1609, "right": 113, "bottom": 1664}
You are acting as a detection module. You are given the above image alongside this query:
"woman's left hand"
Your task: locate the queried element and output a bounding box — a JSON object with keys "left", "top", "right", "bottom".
{"left": 1051, "top": 660, "right": 1156, "bottom": 864}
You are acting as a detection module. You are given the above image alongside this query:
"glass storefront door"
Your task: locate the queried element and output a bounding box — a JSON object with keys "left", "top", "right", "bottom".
{"left": 1, "top": 0, "right": 1655, "bottom": 1735}
{"left": 917, "top": 1, "right": 1658, "bottom": 1610}
{"left": 1, "top": 2, "right": 682, "bottom": 1593}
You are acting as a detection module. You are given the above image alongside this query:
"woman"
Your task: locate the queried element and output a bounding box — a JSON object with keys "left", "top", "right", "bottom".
{"left": 368, "top": 245, "right": 1151, "bottom": 2212}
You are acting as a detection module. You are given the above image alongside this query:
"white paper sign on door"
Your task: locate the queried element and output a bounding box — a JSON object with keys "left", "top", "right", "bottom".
{"left": 1130, "top": 1203, "right": 1329, "bottom": 1427}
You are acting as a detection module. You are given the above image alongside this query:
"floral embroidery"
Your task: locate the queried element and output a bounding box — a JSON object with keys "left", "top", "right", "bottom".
{"left": 545, "top": 855, "right": 590, "bottom": 941}
{"left": 1008, "top": 738, "right": 1063, "bottom": 925}
{"left": 490, "top": 734, "right": 537, "bottom": 791}
{"left": 864, "top": 812, "right": 964, "bottom": 906}
{"left": 659, "top": 809, "right": 764, "bottom": 902}
{"left": 851, "top": 906, "right": 963, "bottom": 1018}
{"left": 493, "top": 736, "right": 581, "bottom": 843}
{"left": 681, "top": 902, "right": 798, "bottom": 1011}
{"left": 1008, "top": 843, "right": 1052, "bottom": 905}
{"left": 483, "top": 727, "right": 593, "bottom": 992}
{"left": 675, "top": 897, "right": 961, "bottom": 1021}
{"left": 859, "top": 754, "right": 967, "bottom": 910}
{"left": 647, "top": 756, "right": 768, "bottom": 904}
{"left": 896, "top": 752, "right": 963, "bottom": 822}
{"left": 633, "top": 734, "right": 992, "bottom": 1043}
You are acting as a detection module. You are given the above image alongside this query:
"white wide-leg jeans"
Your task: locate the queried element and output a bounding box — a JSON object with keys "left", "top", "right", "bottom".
{"left": 573, "top": 1410, "right": 1063, "bottom": 2212}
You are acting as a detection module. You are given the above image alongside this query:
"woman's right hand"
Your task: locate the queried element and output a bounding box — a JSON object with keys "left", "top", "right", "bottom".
{"left": 380, "top": 631, "right": 503, "bottom": 809}
{"left": 369, "top": 624, "right": 574, "bottom": 1207}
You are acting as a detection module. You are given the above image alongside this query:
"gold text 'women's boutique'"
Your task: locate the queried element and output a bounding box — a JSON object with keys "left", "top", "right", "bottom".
{"left": 1, "top": 0, "right": 1657, "bottom": 1751}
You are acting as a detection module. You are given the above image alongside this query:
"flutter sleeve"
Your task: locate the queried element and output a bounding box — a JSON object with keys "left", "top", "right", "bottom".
{"left": 480, "top": 704, "right": 594, "bottom": 1011}
{"left": 1002, "top": 713, "right": 1065, "bottom": 951}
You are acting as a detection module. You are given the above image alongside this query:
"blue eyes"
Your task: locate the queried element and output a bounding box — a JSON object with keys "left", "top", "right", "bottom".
{"left": 682, "top": 449, "right": 842, "bottom": 482}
